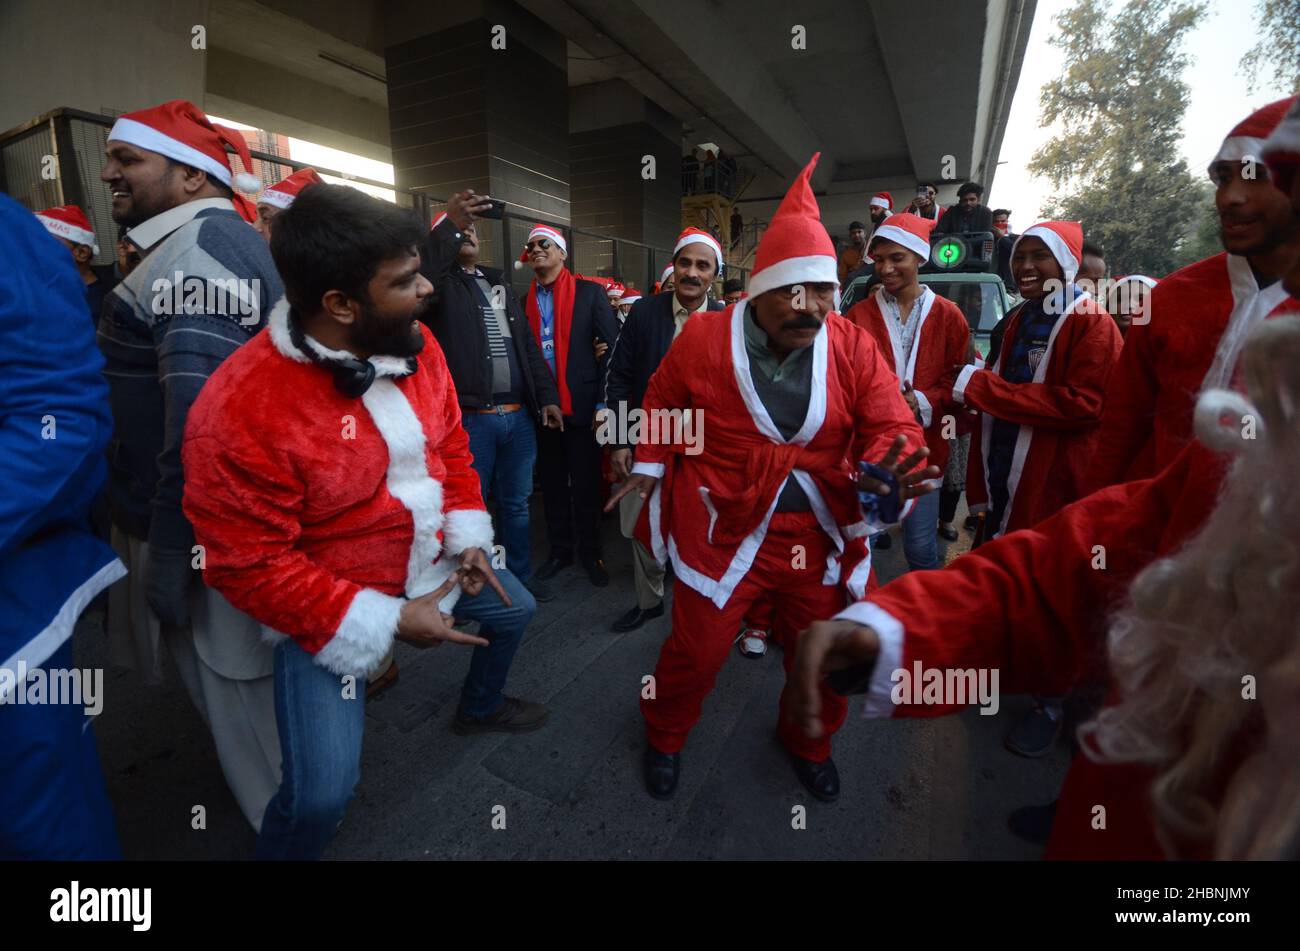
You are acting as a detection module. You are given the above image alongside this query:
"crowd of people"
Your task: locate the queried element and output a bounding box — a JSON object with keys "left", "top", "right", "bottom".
{"left": 3, "top": 89, "right": 1299, "bottom": 862}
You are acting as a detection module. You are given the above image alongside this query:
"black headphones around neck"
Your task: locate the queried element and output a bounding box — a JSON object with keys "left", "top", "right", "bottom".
{"left": 287, "top": 310, "right": 377, "bottom": 398}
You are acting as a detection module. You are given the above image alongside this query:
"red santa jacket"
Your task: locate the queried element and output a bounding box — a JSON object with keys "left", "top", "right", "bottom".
{"left": 957, "top": 292, "right": 1122, "bottom": 535}
{"left": 632, "top": 302, "right": 925, "bottom": 609}
{"left": 845, "top": 286, "right": 971, "bottom": 473}
{"left": 839, "top": 440, "right": 1229, "bottom": 859}
{"left": 1085, "top": 252, "right": 1300, "bottom": 492}
{"left": 181, "top": 299, "right": 495, "bottom": 678}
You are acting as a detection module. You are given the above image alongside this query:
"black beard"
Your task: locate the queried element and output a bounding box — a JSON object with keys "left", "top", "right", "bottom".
{"left": 350, "top": 297, "right": 427, "bottom": 357}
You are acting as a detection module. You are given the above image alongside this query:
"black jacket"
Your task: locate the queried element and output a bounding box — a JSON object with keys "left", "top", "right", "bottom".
{"left": 603, "top": 291, "right": 725, "bottom": 448}
{"left": 933, "top": 203, "right": 995, "bottom": 236}
{"left": 419, "top": 217, "right": 560, "bottom": 417}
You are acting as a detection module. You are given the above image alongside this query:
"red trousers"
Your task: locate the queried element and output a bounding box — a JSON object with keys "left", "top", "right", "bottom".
{"left": 642, "top": 511, "right": 849, "bottom": 761}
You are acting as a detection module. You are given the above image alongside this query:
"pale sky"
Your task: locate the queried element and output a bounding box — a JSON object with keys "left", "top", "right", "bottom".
{"left": 993, "top": 0, "right": 1294, "bottom": 231}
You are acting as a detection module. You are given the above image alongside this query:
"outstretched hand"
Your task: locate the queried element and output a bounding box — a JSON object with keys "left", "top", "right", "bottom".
{"left": 396, "top": 573, "right": 490, "bottom": 649}
{"left": 857, "top": 434, "right": 942, "bottom": 501}
{"left": 788, "top": 619, "right": 881, "bottom": 739}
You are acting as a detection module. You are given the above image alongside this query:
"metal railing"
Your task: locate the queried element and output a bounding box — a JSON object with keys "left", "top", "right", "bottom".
{"left": 1, "top": 107, "right": 747, "bottom": 293}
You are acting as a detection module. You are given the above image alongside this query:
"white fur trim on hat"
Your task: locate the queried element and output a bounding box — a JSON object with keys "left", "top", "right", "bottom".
{"left": 36, "top": 214, "right": 98, "bottom": 254}
{"left": 108, "top": 116, "right": 236, "bottom": 187}
{"left": 869, "top": 223, "right": 929, "bottom": 261}
{"left": 674, "top": 232, "right": 724, "bottom": 272}
{"left": 1212, "top": 136, "right": 1269, "bottom": 175}
{"left": 1015, "top": 226, "right": 1079, "bottom": 284}
{"left": 747, "top": 253, "right": 839, "bottom": 299}
{"left": 870, "top": 196, "right": 891, "bottom": 210}
{"left": 527, "top": 225, "right": 567, "bottom": 255}
{"left": 258, "top": 188, "right": 295, "bottom": 210}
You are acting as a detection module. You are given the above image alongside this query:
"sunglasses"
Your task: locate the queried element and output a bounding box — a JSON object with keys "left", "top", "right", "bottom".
{"left": 525, "top": 238, "right": 554, "bottom": 252}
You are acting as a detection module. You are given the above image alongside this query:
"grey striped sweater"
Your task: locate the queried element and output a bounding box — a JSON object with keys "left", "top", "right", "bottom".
{"left": 97, "top": 205, "right": 282, "bottom": 551}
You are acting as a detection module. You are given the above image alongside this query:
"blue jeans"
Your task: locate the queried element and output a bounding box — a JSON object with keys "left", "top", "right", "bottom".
{"left": 902, "top": 488, "right": 941, "bottom": 571}
{"left": 463, "top": 409, "right": 538, "bottom": 583}
{"left": 256, "top": 570, "right": 536, "bottom": 860}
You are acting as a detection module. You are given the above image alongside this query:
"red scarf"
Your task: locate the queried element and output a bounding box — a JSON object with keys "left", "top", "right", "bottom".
{"left": 526, "top": 267, "right": 576, "bottom": 415}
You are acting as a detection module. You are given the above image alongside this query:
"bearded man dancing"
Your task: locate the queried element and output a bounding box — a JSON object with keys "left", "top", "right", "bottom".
{"left": 608, "top": 154, "right": 936, "bottom": 802}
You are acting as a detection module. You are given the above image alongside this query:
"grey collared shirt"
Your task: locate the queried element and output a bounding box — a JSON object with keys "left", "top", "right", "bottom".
{"left": 741, "top": 306, "right": 814, "bottom": 510}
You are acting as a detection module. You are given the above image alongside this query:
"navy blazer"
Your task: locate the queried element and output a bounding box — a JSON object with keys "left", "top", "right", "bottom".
{"left": 602, "top": 291, "right": 725, "bottom": 448}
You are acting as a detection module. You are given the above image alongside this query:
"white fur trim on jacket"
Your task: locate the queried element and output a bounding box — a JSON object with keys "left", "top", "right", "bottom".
{"left": 267, "top": 297, "right": 416, "bottom": 379}
{"left": 315, "top": 588, "right": 405, "bottom": 678}
{"left": 832, "top": 600, "right": 905, "bottom": 719}
{"left": 442, "top": 508, "right": 495, "bottom": 557}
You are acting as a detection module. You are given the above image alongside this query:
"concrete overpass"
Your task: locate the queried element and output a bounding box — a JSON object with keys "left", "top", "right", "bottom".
{"left": 2, "top": 0, "right": 1035, "bottom": 253}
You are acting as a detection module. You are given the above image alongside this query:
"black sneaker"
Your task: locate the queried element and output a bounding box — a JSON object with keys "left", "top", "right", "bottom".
{"left": 1004, "top": 702, "right": 1063, "bottom": 758}
{"left": 452, "top": 696, "right": 549, "bottom": 735}
{"left": 523, "top": 576, "right": 555, "bottom": 603}
{"left": 1007, "top": 800, "right": 1058, "bottom": 845}
{"left": 535, "top": 554, "right": 573, "bottom": 581}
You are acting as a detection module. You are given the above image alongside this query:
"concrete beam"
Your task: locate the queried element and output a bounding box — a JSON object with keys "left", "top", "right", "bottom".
{"left": 205, "top": 47, "right": 392, "bottom": 162}
{"left": 517, "top": 0, "right": 829, "bottom": 183}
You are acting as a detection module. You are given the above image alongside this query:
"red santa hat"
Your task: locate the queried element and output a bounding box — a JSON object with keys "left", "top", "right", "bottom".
{"left": 1262, "top": 96, "right": 1300, "bottom": 196}
{"left": 658, "top": 263, "right": 675, "bottom": 287}
{"left": 747, "top": 152, "right": 838, "bottom": 299}
{"left": 514, "top": 223, "right": 567, "bottom": 270}
{"left": 259, "top": 167, "right": 324, "bottom": 210}
{"left": 868, "top": 212, "right": 934, "bottom": 261}
{"left": 34, "top": 204, "right": 99, "bottom": 254}
{"left": 606, "top": 280, "right": 626, "bottom": 301}
{"left": 1012, "top": 220, "right": 1084, "bottom": 284}
{"left": 1209, "top": 96, "right": 1297, "bottom": 177}
{"left": 108, "top": 100, "right": 261, "bottom": 194}
{"left": 673, "top": 226, "right": 724, "bottom": 275}
{"left": 619, "top": 288, "right": 642, "bottom": 307}
{"left": 870, "top": 191, "right": 893, "bottom": 212}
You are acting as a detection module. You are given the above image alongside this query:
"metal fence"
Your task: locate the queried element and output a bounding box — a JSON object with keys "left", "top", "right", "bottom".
{"left": 1, "top": 107, "right": 746, "bottom": 294}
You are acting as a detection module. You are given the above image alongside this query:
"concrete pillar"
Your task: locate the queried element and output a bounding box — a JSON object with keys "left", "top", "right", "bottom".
{"left": 568, "top": 80, "right": 681, "bottom": 249}
{"left": 383, "top": 1, "right": 570, "bottom": 224}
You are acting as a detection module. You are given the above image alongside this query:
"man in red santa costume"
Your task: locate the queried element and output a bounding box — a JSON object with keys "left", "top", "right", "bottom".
{"left": 181, "top": 184, "right": 547, "bottom": 859}
{"left": 786, "top": 104, "right": 1300, "bottom": 861}
{"left": 846, "top": 213, "right": 970, "bottom": 571}
{"left": 1086, "top": 96, "right": 1300, "bottom": 491}
{"left": 252, "top": 166, "right": 324, "bottom": 242}
{"left": 789, "top": 310, "right": 1300, "bottom": 858}
{"left": 607, "top": 154, "right": 935, "bottom": 802}
{"left": 953, "top": 219, "right": 1121, "bottom": 755}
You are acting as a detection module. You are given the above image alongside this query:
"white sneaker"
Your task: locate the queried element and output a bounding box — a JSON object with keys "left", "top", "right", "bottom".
{"left": 737, "top": 628, "right": 769, "bottom": 659}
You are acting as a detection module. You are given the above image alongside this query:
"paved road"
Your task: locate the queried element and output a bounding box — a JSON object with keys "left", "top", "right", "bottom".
{"left": 80, "top": 497, "right": 1069, "bottom": 860}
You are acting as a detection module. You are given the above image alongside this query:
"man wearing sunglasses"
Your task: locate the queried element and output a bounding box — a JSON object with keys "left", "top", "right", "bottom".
{"left": 520, "top": 224, "right": 621, "bottom": 588}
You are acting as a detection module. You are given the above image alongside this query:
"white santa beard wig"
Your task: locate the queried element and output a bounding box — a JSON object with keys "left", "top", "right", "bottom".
{"left": 1078, "top": 315, "right": 1300, "bottom": 860}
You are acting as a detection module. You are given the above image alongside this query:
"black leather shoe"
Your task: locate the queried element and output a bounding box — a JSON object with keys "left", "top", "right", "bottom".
{"left": 644, "top": 745, "right": 680, "bottom": 800}
{"left": 1007, "top": 800, "right": 1058, "bottom": 845}
{"left": 523, "top": 576, "right": 555, "bottom": 603}
{"left": 612, "top": 602, "right": 664, "bottom": 632}
{"left": 790, "top": 753, "right": 840, "bottom": 802}
{"left": 937, "top": 524, "right": 959, "bottom": 542}
{"left": 535, "top": 554, "right": 573, "bottom": 581}
{"left": 872, "top": 533, "right": 892, "bottom": 550}
{"left": 581, "top": 558, "right": 610, "bottom": 587}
